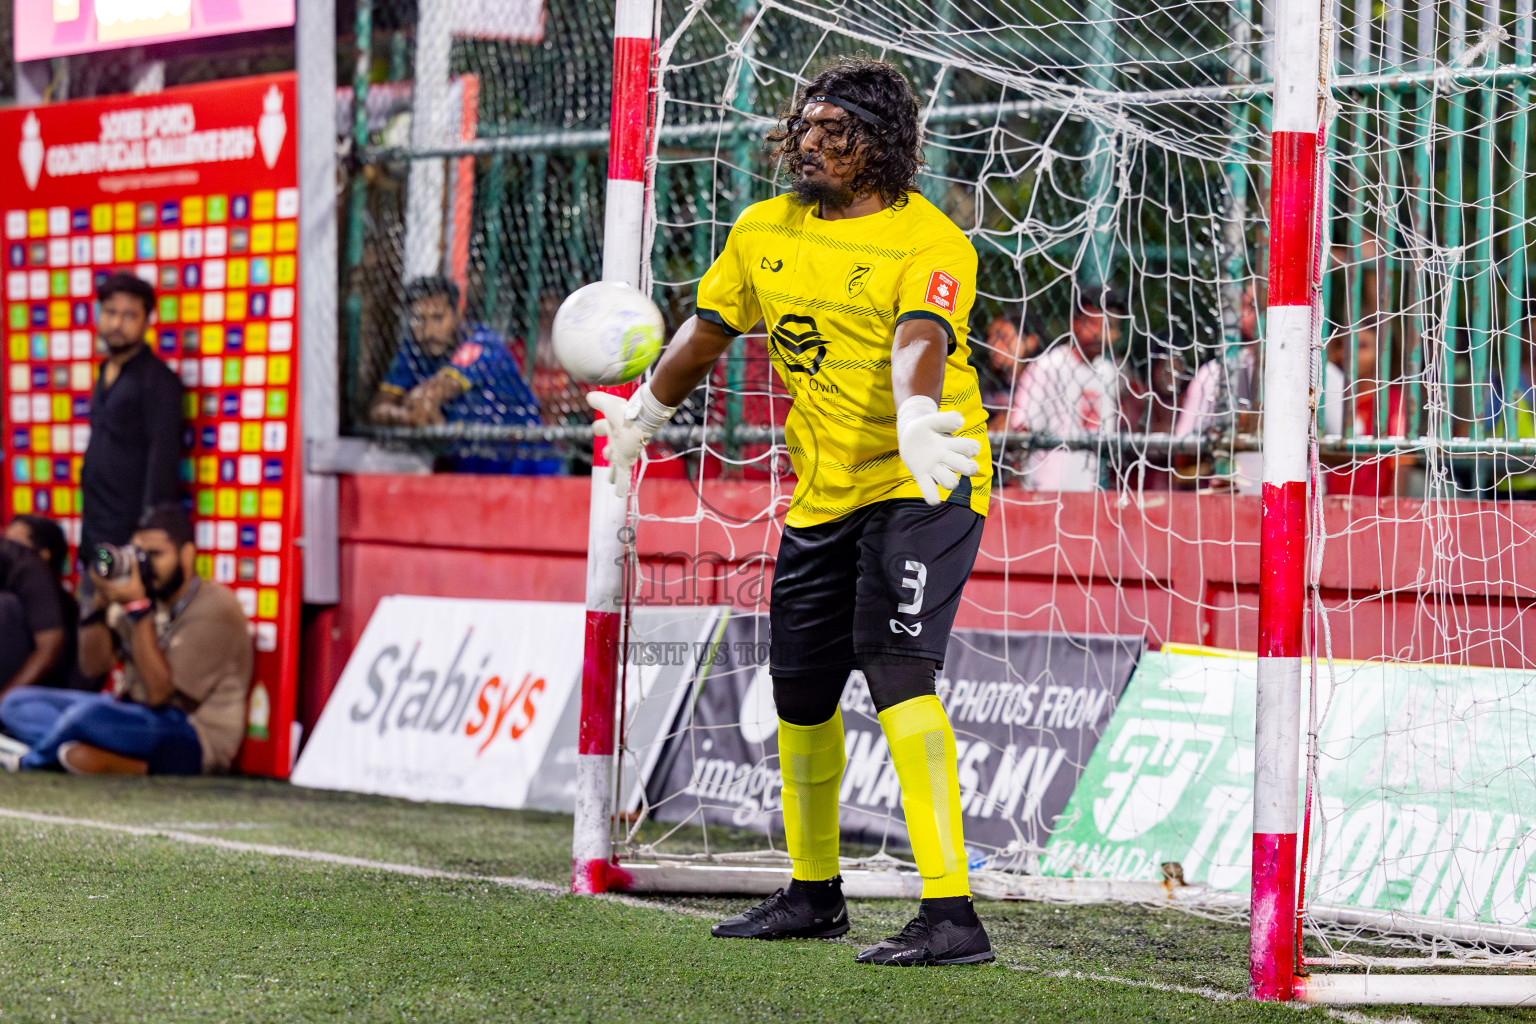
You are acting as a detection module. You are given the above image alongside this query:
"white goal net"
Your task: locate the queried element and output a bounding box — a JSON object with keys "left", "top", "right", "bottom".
{"left": 599, "top": 0, "right": 1536, "bottom": 973}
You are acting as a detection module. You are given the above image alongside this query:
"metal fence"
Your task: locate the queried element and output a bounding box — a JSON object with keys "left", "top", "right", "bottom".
{"left": 341, "top": 0, "right": 1536, "bottom": 495}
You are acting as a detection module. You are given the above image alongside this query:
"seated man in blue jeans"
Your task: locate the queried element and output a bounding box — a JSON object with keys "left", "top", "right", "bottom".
{"left": 0, "top": 505, "right": 252, "bottom": 775}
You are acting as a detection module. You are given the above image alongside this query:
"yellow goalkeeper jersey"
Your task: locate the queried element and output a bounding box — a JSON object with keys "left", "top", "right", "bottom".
{"left": 697, "top": 192, "right": 991, "bottom": 528}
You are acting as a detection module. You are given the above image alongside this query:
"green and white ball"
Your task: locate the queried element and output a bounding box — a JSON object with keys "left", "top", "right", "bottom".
{"left": 552, "top": 281, "right": 664, "bottom": 386}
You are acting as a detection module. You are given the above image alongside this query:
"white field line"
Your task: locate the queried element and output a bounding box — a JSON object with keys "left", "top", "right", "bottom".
{"left": 0, "top": 805, "right": 715, "bottom": 918}
{"left": 0, "top": 806, "right": 1418, "bottom": 1018}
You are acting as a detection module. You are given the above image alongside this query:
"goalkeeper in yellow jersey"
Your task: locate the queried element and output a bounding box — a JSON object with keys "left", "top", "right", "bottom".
{"left": 588, "top": 57, "right": 993, "bottom": 966}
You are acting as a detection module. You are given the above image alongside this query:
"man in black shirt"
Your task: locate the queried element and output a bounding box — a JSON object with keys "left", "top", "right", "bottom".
{"left": 79, "top": 274, "right": 184, "bottom": 573}
{"left": 0, "top": 539, "right": 66, "bottom": 697}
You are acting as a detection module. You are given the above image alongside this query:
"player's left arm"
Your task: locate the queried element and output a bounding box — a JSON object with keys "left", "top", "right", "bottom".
{"left": 892, "top": 236, "right": 982, "bottom": 505}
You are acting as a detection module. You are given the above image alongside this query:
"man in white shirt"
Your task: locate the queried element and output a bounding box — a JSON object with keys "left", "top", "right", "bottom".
{"left": 1008, "top": 286, "right": 1126, "bottom": 491}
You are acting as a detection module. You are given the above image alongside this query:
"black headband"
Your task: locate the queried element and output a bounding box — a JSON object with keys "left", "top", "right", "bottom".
{"left": 805, "top": 94, "right": 891, "bottom": 131}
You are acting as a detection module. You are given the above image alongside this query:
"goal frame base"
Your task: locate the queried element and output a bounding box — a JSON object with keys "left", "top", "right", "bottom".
{"left": 1296, "top": 975, "right": 1536, "bottom": 1006}
{"left": 610, "top": 856, "right": 1237, "bottom": 906}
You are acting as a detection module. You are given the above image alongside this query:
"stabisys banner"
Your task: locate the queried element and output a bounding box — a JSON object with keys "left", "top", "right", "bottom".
{"left": 0, "top": 74, "right": 302, "bottom": 776}
{"left": 646, "top": 612, "right": 1142, "bottom": 858}
{"left": 1041, "top": 651, "right": 1536, "bottom": 931}
{"left": 292, "top": 597, "right": 582, "bottom": 809}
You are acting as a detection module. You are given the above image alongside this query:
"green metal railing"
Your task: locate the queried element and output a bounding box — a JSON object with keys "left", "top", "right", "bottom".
{"left": 340, "top": 0, "right": 1536, "bottom": 480}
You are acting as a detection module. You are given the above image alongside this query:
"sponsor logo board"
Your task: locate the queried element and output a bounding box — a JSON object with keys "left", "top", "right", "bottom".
{"left": 292, "top": 597, "right": 582, "bottom": 809}
{"left": 645, "top": 613, "right": 1141, "bottom": 858}
{"left": 1042, "top": 651, "right": 1536, "bottom": 929}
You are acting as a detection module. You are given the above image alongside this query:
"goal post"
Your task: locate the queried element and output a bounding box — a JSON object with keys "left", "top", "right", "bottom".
{"left": 1249, "top": 0, "right": 1323, "bottom": 1001}
{"left": 558, "top": 0, "right": 1536, "bottom": 1002}
{"left": 1252, "top": 0, "right": 1536, "bottom": 1005}
{"left": 571, "top": 0, "right": 658, "bottom": 896}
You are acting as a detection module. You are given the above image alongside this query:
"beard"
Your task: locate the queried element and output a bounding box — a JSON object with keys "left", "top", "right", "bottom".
{"left": 146, "top": 562, "right": 186, "bottom": 601}
{"left": 790, "top": 158, "right": 856, "bottom": 211}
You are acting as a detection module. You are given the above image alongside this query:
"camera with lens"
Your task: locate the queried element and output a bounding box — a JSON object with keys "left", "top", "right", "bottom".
{"left": 91, "top": 543, "right": 151, "bottom": 585}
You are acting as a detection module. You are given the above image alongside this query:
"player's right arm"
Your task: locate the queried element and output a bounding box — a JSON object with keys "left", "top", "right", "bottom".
{"left": 587, "top": 219, "right": 761, "bottom": 495}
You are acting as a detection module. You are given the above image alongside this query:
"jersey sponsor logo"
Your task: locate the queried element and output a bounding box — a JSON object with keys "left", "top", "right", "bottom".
{"left": 759, "top": 256, "right": 783, "bottom": 272}
{"left": 451, "top": 342, "right": 483, "bottom": 368}
{"left": 844, "top": 262, "right": 873, "bottom": 298}
{"left": 925, "top": 270, "right": 958, "bottom": 313}
{"left": 769, "top": 313, "right": 827, "bottom": 376}
{"left": 889, "top": 618, "right": 923, "bottom": 636}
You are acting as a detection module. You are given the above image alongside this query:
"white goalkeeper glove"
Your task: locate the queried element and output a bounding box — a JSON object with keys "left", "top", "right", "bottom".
{"left": 897, "top": 395, "right": 982, "bottom": 506}
{"left": 587, "top": 383, "right": 678, "bottom": 498}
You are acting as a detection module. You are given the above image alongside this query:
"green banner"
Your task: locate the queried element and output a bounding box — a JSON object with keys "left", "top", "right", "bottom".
{"left": 1042, "top": 651, "right": 1536, "bottom": 930}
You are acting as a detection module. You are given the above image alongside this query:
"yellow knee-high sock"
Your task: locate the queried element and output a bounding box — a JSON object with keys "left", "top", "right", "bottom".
{"left": 877, "top": 695, "right": 970, "bottom": 899}
{"left": 777, "top": 711, "right": 846, "bottom": 881}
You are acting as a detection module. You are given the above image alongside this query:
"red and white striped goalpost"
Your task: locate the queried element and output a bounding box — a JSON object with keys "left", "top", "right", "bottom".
{"left": 1250, "top": 0, "right": 1322, "bottom": 1002}
{"left": 1253, "top": 5, "right": 1536, "bottom": 1005}
{"left": 571, "top": 0, "right": 657, "bottom": 896}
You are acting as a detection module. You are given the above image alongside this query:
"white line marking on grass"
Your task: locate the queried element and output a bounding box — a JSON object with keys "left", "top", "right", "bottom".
{"left": 0, "top": 807, "right": 562, "bottom": 893}
{"left": 0, "top": 807, "right": 1422, "bottom": 1016}
{"left": 0, "top": 806, "right": 716, "bottom": 919}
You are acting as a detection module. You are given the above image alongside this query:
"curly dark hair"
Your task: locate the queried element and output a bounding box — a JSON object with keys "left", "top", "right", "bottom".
{"left": 766, "top": 56, "right": 924, "bottom": 209}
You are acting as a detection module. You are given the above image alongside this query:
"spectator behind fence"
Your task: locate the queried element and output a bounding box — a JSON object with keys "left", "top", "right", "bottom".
{"left": 977, "top": 309, "right": 1047, "bottom": 429}
{"left": 80, "top": 273, "right": 185, "bottom": 597}
{"left": 0, "top": 538, "right": 66, "bottom": 700}
{"left": 1174, "top": 285, "right": 1261, "bottom": 493}
{"left": 3, "top": 515, "right": 79, "bottom": 690}
{"left": 1322, "top": 327, "right": 1407, "bottom": 497}
{"left": 369, "top": 275, "right": 558, "bottom": 474}
{"left": 0, "top": 505, "right": 252, "bottom": 776}
{"left": 1118, "top": 329, "right": 1187, "bottom": 491}
{"left": 1008, "top": 286, "right": 1126, "bottom": 491}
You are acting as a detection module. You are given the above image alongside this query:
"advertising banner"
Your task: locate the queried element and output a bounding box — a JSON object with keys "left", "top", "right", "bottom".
{"left": 646, "top": 612, "right": 1142, "bottom": 859}
{"left": 292, "top": 597, "right": 583, "bottom": 809}
{"left": 1042, "top": 651, "right": 1536, "bottom": 930}
{"left": 0, "top": 74, "right": 302, "bottom": 776}
{"left": 525, "top": 606, "right": 722, "bottom": 814}
{"left": 16, "top": 1, "right": 297, "bottom": 62}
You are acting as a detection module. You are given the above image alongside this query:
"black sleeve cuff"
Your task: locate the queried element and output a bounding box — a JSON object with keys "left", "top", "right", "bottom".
{"left": 895, "top": 309, "right": 956, "bottom": 343}
{"left": 696, "top": 308, "right": 743, "bottom": 337}
{"left": 895, "top": 310, "right": 958, "bottom": 351}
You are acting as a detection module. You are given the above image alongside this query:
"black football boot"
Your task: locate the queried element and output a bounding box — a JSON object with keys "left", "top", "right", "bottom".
{"left": 711, "top": 877, "right": 850, "bottom": 940}
{"left": 854, "top": 896, "right": 995, "bottom": 966}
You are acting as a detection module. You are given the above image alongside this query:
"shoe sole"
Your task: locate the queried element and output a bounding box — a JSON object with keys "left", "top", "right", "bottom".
{"left": 858, "top": 949, "right": 997, "bottom": 966}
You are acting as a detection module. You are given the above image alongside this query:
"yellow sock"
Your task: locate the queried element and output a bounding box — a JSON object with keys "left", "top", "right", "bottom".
{"left": 877, "top": 695, "right": 970, "bottom": 899}
{"left": 778, "top": 711, "right": 845, "bottom": 881}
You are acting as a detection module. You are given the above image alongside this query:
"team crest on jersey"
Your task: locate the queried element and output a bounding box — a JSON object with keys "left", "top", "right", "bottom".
{"left": 925, "top": 271, "right": 958, "bottom": 313}
{"left": 845, "top": 262, "right": 873, "bottom": 298}
{"left": 769, "top": 314, "right": 827, "bottom": 376}
{"left": 760, "top": 256, "right": 783, "bottom": 273}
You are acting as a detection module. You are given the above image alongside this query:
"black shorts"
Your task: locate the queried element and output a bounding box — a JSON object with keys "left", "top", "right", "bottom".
{"left": 769, "top": 498, "right": 984, "bottom": 676}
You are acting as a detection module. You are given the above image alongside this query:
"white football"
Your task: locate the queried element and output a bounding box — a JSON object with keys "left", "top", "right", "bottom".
{"left": 551, "top": 281, "right": 665, "bottom": 386}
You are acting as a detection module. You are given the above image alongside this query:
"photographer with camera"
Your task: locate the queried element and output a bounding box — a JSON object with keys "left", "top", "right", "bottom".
{"left": 0, "top": 506, "right": 252, "bottom": 775}
{"left": 79, "top": 273, "right": 184, "bottom": 600}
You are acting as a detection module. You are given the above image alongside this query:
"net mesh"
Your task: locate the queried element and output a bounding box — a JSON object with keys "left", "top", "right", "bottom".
{"left": 618, "top": 0, "right": 1536, "bottom": 967}
{"left": 618, "top": 0, "right": 1271, "bottom": 874}
{"left": 347, "top": 0, "right": 1536, "bottom": 969}
{"left": 1296, "top": 0, "right": 1536, "bottom": 967}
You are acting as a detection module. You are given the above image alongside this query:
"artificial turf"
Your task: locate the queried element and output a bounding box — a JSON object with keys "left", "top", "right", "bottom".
{"left": 0, "top": 774, "right": 1528, "bottom": 1024}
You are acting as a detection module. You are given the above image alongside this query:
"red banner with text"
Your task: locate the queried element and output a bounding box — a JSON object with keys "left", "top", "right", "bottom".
{"left": 0, "top": 73, "right": 302, "bottom": 777}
